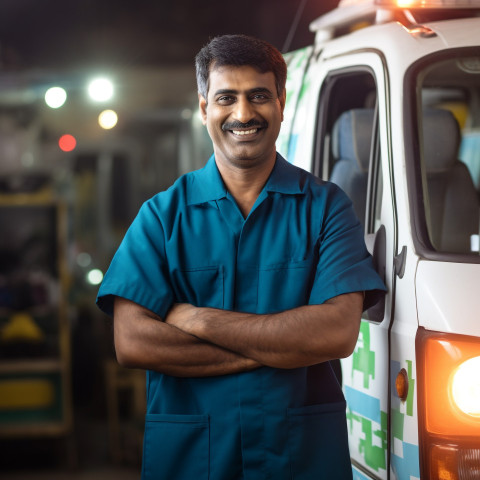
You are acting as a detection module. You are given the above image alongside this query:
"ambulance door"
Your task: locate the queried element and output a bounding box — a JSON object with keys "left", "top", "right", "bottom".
{"left": 312, "top": 54, "right": 396, "bottom": 479}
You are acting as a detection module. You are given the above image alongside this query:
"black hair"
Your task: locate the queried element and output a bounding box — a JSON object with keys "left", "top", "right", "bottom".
{"left": 195, "top": 34, "right": 287, "bottom": 99}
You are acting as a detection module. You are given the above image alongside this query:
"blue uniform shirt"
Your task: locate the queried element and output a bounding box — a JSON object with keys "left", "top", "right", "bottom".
{"left": 97, "top": 154, "right": 386, "bottom": 480}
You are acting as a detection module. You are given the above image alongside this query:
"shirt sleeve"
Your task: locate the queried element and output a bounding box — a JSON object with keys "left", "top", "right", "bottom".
{"left": 309, "top": 184, "right": 386, "bottom": 311}
{"left": 96, "top": 200, "right": 174, "bottom": 319}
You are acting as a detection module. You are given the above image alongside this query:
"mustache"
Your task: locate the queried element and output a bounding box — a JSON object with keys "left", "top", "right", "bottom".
{"left": 222, "top": 119, "right": 268, "bottom": 131}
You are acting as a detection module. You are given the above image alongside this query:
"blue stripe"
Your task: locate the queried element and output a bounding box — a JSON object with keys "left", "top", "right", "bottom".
{"left": 344, "top": 385, "right": 381, "bottom": 424}
{"left": 391, "top": 442, "right": 420, "bottom": 478}
{"left": 352, "top": 464, "right": 372, "bottom": 480}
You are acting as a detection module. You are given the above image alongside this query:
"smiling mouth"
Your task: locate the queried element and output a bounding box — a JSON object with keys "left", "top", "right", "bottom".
{"left": 231, "top": 128, "right": 258, "bottom": 136}
{"left": 222, "top": 120, "right": 268, "bottom": 137}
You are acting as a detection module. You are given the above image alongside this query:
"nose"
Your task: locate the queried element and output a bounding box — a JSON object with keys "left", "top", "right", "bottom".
{"left": 233, "top": 96, "right": 255, "bottom": 124}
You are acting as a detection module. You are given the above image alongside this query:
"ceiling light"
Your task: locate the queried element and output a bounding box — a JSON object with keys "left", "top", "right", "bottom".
{"left": 58, "top": 134, "right": 77, "bottom": 152}
{"left": 45, "top": 87, "right": 67, "bottom": 109}
{"left": 98, "top": 109, "right": 118, "bottom": 129}
{"left": 88, "top": 77, "right": 114, "bottom": 102}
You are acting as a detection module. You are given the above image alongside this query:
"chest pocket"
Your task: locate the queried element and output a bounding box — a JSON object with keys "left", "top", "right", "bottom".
{"left": 171, "top": 265, "right": 224, "bottom": 309}
{"left": 257, "top": 258, "right": 314, "bottom": 314}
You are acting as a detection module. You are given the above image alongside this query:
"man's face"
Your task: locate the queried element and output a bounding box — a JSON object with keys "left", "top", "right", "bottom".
{"left": 199, "top": 64, "right": 285, "bottom": 170}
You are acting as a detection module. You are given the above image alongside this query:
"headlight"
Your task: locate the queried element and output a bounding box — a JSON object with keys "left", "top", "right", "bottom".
{"left": 416, "top": 329, "right": 480, "bottom": 480}
{"left": 452, "top": 356, "right": 480, "bottom": 417}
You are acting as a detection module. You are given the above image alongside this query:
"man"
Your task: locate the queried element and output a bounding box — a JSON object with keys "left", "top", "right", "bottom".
{"left": 97, "top": 34, "right": 386, "bottom": 480}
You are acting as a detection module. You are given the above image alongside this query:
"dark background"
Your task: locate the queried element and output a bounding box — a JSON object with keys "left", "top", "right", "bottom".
{"left": 0, "top": 0, "right": 339, "bottom": 69}
{"left": 0, "top": 1, "right": 340, "bottom": 477}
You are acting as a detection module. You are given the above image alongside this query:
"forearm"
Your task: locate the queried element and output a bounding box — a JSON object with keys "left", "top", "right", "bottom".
{"left": 166, "top": 292, "right": 363, "bottom": 369}
{"left": 113, "top": 297, "right": 261, "bottom": 377}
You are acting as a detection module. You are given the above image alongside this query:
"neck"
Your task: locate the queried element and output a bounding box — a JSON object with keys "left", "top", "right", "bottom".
{"left": 215, "top": 153, "right": 276, "bottom": 218}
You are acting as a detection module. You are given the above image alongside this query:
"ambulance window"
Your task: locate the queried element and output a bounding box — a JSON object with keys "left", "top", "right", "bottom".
{"left": 315, "top": 70, "right": 380, "bottom": 234}
{"left": 415, "top": 54, "right": 480, "bottom": 255}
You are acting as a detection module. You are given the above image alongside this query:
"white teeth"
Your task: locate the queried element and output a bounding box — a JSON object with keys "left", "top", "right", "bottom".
{"left": 232, "top": 129, "right": 257, "bottom": 135}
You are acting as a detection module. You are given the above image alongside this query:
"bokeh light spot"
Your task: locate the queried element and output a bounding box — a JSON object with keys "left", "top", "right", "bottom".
{"left": 98, "top": 109, "right": 118, "bottom": 129}
{"left": 88, "top": 78, "right": 114, "bottom": 102}
{"left": 58, "top": 134, "right": 77, "bottom": 152}
{"left": 87, "top": 269, "right": 104, "bottom": 285}
{"left": 45, "top": 87, "right": 67, "bottom": 109}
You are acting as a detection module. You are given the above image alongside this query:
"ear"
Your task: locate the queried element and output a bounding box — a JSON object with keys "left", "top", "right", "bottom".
{"left": 198, "top": 93, "right": 208, "bottom": 125}
{"left": 279, "top": 88, "right": 286, "bottom": 122}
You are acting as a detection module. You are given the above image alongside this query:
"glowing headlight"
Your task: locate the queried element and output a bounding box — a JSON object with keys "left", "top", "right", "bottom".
{"left": 451, "top": 356, "right": 480, "bottom": 417}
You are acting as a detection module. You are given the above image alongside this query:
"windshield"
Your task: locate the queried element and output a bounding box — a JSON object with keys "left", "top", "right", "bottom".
{"left": 416, "top": 53, "right": 480, "bottom": 255}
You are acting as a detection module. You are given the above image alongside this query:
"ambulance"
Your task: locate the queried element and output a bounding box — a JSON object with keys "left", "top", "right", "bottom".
{"left": 277, "top": 1, "right": 480, "bottom": 478}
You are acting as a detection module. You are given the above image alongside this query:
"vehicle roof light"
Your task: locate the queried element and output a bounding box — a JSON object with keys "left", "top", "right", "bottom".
{"left": 375, "top": 0, "right": 480, "bottom": 8}
{"left": 312, "top": 0, "right": 480, "bottom": 40}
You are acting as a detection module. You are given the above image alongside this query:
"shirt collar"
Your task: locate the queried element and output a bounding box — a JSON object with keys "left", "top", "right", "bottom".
{"left": 187, "top": 153, "right": 303, "bottom": 206}
{"left": 264, "top": 153, "right": 304, "bottom": 195}
{"left": 187, "top": 155, "right": 228, "bottom": 205}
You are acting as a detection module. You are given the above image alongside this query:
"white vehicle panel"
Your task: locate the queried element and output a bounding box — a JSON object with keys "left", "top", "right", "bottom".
{"left": 416, "top": 261, "right": 480, "bottom": 336}
{"left": 321, "top": 18, "right": 480, "bottom": 81}
{"left": 282, "top": 4, "right": 480, "bottom": 478}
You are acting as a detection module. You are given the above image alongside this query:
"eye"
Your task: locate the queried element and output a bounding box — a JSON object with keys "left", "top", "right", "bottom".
{"left": 250, "top": 93, "right": 272, "bottom": 103}
{"left": 216, "top": 95, "right": 235, "bottom": 105}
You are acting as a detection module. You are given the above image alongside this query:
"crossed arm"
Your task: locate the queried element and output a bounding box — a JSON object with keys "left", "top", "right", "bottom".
{"left": 113, "top": 291, "right": 363, "bottom": 377}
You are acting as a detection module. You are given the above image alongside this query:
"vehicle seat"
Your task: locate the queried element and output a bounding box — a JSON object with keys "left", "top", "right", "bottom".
{"left": 459, "top": 129, "right": 480, "bottom": 190}
{"left": 422, "top": 108, "right": 479, "bottom": 253}
{"left": 330, "top": 108, "right": 374, "bottom": 229}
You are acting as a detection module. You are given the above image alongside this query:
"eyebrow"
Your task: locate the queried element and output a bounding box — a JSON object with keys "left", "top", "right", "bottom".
{"left": 213, "top": 87, "right": 274, "bottom": 96}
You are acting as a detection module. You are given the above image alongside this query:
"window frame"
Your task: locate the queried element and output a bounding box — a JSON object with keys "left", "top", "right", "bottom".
{"left": 313, "top": 66, "right": 383, "bottom": 235}
{"left": 403, "top": 47, "right": 480, "bottom": 264}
